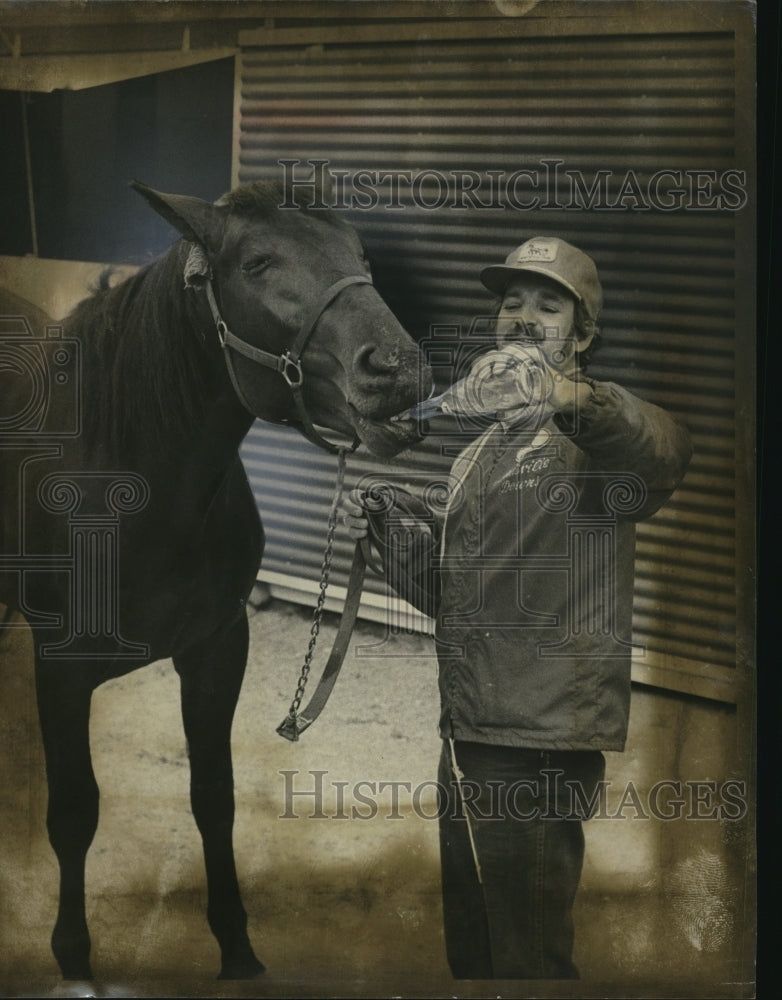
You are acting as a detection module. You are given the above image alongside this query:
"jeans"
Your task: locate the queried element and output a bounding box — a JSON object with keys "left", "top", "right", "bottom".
{"left": 437, "top": 739, "right": 606, "bottom": 980}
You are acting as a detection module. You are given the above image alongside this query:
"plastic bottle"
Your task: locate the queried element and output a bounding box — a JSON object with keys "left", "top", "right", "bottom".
{"left": 406, "top": 343, "right": 555, "bottom": 422}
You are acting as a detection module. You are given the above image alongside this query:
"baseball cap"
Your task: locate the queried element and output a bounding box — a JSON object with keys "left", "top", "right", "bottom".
{"left": 480, "top": 236, "right": 603, "bottom": 322}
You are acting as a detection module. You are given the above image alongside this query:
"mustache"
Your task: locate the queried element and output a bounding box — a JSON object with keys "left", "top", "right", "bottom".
{"left": 501, "top": 318, "right": 544, "bottom": 341}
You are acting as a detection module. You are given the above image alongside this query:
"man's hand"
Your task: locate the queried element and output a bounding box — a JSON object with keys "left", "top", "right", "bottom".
{"left": 341, "top": 489, "right": 369, "bottom": 540}
{"left": 545, "top": 369, "right": 593, "bottom": 416}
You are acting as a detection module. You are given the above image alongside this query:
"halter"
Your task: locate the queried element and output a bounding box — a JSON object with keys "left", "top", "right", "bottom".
{"left": 203, "top": 272, "right": 372, "bottom": 454}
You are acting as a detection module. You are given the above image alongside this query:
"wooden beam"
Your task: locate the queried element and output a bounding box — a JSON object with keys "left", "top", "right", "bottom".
{"left": 0, "top": 47, "right": 237, "bottom": 91}
{"left": 0, "top": 0, "right": 501, "bottom": 29}
{"left": 238, "top": 4, "right": 741, "bottom": 48}
{"left": 0, "top": 0, "right": 745, "bottom": 32}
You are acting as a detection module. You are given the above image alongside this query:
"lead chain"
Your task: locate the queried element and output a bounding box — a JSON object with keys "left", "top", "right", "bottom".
{"left": 285, "top": 447, "right": 349, "bottom": 721}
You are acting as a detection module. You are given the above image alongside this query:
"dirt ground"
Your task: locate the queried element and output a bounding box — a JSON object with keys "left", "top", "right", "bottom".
{"left": 0, "top": 591, "right": 744, "bottom": 1000}
{"left": 1, "top": 594, "right": 508, "bottom": 1000}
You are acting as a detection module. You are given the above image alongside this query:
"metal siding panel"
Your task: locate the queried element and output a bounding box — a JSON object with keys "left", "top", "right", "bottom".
{"left": 237, "top": 26, "right": 741, "bottom": 698}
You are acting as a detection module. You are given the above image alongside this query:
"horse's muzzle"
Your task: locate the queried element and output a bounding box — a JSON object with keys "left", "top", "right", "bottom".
{"left": 347, "top": 404, "right": 425, "bottom": 458}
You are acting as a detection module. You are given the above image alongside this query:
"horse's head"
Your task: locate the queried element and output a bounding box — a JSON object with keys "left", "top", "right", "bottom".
{"left": 132, "top": 180, "right": 431, "bottom": 458}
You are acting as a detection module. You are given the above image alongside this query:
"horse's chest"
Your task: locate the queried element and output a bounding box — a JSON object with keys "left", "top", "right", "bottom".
{"left": 122, "top": 478, "right": 263, "bottom": 656}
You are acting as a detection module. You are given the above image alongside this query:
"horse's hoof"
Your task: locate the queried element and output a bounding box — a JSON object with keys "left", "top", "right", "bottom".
{"left": 59, "top": 965, "right": 94, "bottom": 983}
{"left": 217, "top": 955, "right": 266, "bottom": 980}
{"left": 50, "top": 979, "right": 98, "bottom": 998}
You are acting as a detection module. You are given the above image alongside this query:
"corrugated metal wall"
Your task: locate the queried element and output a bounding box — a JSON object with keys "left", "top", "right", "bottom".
{"left": 236, "top": 14, "right": 750, "bottom": 702}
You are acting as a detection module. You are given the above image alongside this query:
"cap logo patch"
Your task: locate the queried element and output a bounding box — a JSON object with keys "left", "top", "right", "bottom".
{"left": 516, "top": 238, "right": 558, "bottom": 263}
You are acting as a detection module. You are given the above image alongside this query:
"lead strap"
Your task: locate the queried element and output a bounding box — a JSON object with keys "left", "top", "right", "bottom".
{"left": 448, "top": 737, "right": 483, "bottom": 885}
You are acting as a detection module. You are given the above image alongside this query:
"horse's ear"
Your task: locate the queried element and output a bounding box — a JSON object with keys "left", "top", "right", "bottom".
{"left": 130, "top": 180, "right": 224, "bottom": 251}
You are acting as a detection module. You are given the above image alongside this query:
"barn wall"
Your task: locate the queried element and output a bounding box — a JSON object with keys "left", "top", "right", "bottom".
{"left": 234, "top": 5, "right": 755, "bottom": 710}
{"left": 232, "top": 12, "right": 755, "bottom": 981}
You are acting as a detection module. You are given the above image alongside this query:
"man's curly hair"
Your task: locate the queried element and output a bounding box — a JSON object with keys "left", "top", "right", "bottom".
{"left": 573, "top": 302, "right": 601, "bottom": 369}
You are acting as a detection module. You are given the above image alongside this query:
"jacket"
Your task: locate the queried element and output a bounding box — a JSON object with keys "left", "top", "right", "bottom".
{"left": 377, "top": 378, "right": 692, "bottom": 751}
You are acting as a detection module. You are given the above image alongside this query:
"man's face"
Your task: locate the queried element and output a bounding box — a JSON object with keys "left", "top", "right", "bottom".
{"left": 495, "top": 274, "right": 592, "bottom": 373}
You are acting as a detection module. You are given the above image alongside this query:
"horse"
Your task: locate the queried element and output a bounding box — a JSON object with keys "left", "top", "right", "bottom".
{"left": 0, "top": 179, "right": 431, "bottom": 981}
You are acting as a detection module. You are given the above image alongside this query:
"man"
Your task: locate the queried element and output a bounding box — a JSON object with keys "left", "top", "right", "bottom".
{"left": 343, "top": 236, "right": 692, "bottom": 979}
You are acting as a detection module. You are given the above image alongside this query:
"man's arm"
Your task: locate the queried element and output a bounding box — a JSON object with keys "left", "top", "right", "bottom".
{"left": 552, "top": 378, "right": 694, "bottom": 521}
{"left": 342, "top": 487, "right": 441, "bottom": 617}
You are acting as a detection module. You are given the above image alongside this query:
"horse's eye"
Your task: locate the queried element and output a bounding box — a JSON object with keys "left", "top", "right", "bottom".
{"left": 241, "top": 256, "right": 271, "bottom": 275}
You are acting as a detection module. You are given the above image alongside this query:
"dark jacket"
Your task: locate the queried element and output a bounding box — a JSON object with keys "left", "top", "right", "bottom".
{"left": 372, "top": 379, "right": 692, "bottom": 751}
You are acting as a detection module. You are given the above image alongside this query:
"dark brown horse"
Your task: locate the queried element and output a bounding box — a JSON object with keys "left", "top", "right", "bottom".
{"left": 0, "top": 180, "right": 430, "bottom": 980}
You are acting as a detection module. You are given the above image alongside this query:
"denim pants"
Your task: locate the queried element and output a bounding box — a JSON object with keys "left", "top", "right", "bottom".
{"left": 437, "top": 739, "right": 606, "bottom": 980}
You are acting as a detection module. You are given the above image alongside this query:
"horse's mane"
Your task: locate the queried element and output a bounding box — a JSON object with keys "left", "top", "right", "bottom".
{"left": 71, "top": 241, "right": 209, "bottom": 463}
{"left": 218, "top": 177, "right": 341, "bottom": 218}
{"left": 218, "top": 182, "right": 284, "bottom": 215}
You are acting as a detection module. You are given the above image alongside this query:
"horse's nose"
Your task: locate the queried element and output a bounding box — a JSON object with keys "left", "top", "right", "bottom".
{"left": 353, "top": 343, "right": 402, "bottom": 377}
{"left": 350, "top": 343, "right": 431, "bottom": 415}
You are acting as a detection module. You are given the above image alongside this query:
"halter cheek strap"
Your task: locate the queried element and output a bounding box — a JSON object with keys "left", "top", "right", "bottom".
{"left": 202, "top": 272, "right": 372, "bottom": 455}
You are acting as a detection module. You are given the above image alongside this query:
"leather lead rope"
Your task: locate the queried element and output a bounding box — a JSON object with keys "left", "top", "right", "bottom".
{"left": 276, "top": 447, "right": 371, "bottom": 741}
{"left": 276, "top": 539, "right": 369, "bottom": 741}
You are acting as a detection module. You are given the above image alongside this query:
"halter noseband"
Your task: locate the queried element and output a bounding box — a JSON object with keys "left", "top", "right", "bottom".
{"left": 203, "top": 272, "right": 372, "bottom": 455}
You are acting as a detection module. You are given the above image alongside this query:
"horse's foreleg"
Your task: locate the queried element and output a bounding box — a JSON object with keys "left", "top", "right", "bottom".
{"left": 173, "top": 614, "right": 264, "bottom": 980}
{"left": 34, "top": 662, "right": 98, "bottom": 981}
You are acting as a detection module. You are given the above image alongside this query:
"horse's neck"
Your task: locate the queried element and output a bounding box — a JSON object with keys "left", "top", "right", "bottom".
{"left": 142, "top": 252, "right": 256, "bottom": 486}
{"left": 79, "top": 247, "right": 254, "bottom": 493}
